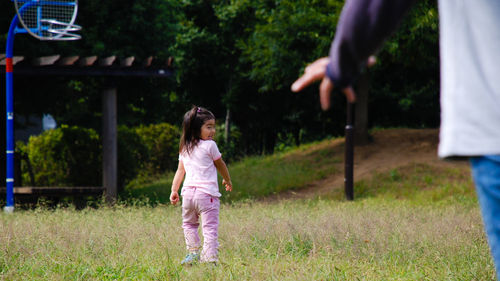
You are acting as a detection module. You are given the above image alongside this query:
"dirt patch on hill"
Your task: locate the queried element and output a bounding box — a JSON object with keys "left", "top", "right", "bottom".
{"left": 266, "top": 128, "right": 471, "bottom": 201}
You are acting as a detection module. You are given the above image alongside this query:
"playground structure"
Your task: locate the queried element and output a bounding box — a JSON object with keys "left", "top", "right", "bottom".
{"left": 4, "top": 0, "right": 81, "bottom": 212}
{"left": 0, "top": 53, "right": 173, "bottom": 208}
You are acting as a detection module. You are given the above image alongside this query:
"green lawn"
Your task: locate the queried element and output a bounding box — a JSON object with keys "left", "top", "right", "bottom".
{"left": 0, "top": 138, "right": 494, "bottom": 280}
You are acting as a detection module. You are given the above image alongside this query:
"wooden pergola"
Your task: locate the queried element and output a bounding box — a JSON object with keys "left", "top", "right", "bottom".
{"left": 0, "top": 54, "right": 173, "bottom": 204}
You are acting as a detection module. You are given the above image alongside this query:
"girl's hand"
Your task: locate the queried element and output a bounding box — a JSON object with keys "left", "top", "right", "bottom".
{"left": 170, "top": 191, "right": 180, "bottom": 205}
{"left": 222, "top": 179, "right": 232, "bottom": 192}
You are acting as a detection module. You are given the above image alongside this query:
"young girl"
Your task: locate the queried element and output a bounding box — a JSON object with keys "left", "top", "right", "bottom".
{"left": 170, "top": 106, "right": 232, "bottom": 265}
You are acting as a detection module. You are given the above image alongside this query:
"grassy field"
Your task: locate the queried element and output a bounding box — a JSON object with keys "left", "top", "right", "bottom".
{"left": 0, "top": 138, "right": 495, "bottom": 280}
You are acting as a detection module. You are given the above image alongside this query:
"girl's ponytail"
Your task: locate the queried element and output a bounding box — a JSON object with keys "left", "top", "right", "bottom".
{"left": 179, "top": 106, "right": 215, "bottom": 155}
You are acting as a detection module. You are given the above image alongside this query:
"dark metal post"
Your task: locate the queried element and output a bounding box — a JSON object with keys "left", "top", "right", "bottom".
{"left": 103, "top": 87, "right": 117, "bottom": 204}
{"left": 344, "top": 102, "right": 354, "bottom": 200}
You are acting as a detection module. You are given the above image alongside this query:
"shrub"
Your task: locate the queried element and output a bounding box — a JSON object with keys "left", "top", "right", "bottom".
{"left": 22, "top": 123, "right": 180, "bottom": 189}
{"left": 117, "top": 126, "right": 149, "bottom": 188}
{"left": 135, "top": 123, "right": 180, "bottom": 175}
{"left": 26, "top": 125, "right": 101, "bottom": 186}
{"left": 16, "top": 141, "right": 34, "bottom": 186}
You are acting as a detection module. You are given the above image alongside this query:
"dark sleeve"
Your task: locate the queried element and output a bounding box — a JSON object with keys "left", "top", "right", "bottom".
{"left": 326, "top": 0, "right": 417, "bottom": 88}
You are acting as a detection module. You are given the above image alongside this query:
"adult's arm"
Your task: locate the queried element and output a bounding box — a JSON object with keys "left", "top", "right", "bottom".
{"left": 326, "top": 0, "right": 417, "bottom": 88}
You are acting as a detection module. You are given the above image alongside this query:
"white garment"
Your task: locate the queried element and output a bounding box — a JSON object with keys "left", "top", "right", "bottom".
{"left": 179, "top": 140, "right": 222, "bottom": 197}
{"left": 438, "top": 0, "right": 500, "bottom": 157}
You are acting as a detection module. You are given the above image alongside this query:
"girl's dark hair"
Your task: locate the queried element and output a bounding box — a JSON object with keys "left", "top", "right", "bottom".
{"left": 179, "top": 106, "right": 215, "bottom": 155}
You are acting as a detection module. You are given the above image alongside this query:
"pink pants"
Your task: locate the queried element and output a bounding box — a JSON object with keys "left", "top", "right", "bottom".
{"left": 182, "top": 187, "right": 220, "bottom": 262}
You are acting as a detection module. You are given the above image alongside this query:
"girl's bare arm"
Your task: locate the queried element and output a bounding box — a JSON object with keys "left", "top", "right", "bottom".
{"left": 214, "top": 158, "right": 232, "bottom": 191}
{"left": 170, "top": 160, "right": 185, "bottom": 205}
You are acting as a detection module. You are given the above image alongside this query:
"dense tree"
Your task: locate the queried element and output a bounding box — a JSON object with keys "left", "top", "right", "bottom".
{"left": 369, "top": 0, "right": 440, "bottom": 128}
{"left": 1, "top": 0, "right": 441, "bottom": 161}
{"left": 237, "top": 0, "right": 346, "bottom": 151}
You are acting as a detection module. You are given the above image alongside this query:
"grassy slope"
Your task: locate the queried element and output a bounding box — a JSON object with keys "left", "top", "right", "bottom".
{"left": 0, "top": 136, "right": 493, "bottom": 280}
{"left": 124, "top": 138, "right": 343, "bottom": 203}
{"left": 124, "top": 135, "right": 474, "bottom": 206}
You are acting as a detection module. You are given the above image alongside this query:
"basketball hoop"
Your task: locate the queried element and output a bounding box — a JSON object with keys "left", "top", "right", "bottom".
{"left": 40, "top": 19, "right": 81, "bottom": 40}
{"left": 13, "top": 0, "right": 81, "bottom": 40}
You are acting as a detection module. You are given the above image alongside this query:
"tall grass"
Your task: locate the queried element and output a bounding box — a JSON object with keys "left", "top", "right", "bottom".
{"left": 0, "top": 197, "right": 493, "bottom": 280}
{"left": 0, "top": 138, "right": 492, "bottom": 280}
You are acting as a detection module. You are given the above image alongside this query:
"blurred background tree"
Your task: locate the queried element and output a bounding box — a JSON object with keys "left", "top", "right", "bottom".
{"left": 1, "top": 0, "right": 439, "bottom": 165}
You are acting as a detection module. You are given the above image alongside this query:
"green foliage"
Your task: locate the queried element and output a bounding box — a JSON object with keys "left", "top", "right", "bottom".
{"left": 172, "top": 1, "right": 229, "bottom": 111}
{"left": 171, "top": 0, "right": 345, "bottom": 154}
{"left": 214, "top": 122, "right": 244, "bottom": 162}
{"left": 25, "top": 125, "right": 102, "bottom": 186}
{"left": 1, "top": 0, "right": 442, "bottom": 161}
{"left": 135, "top": 123, "right": 180, "bottom": 175}
{"left": 240, "top": 0, "right": 341, "bottom": 92}
{"left": 19, "top": 123, "right": 179, "bottom": 189}
{"left": 16, "top": 141, "right": 33, "bottom": 186}
{"left": 117, "top": 126, "right": 149, "bottom": 188}
{"left": 369, "top": 0, "right": 440, "bottom": 128}
{"left": 229, "top": 0, "right": 347, "bottom": 152}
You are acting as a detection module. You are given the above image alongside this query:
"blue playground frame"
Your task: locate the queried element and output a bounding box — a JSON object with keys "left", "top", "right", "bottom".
{"left": 4, "top": 0, "right": 78, "bottom": 212}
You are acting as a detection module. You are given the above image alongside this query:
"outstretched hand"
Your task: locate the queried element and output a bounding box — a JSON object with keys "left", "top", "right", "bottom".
{"left": 291, "top": 56, "right": 376, "bottom": 110}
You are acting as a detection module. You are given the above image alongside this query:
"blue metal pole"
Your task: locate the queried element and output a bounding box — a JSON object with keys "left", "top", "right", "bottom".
{"left": 4, "top": 2, "right": 79, "bottom": 212}
{"left": 4, "top": 15, "right": 19, "bottom": 213}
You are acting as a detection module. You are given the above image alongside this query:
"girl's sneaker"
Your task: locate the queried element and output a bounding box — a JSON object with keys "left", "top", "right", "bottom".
{"left": 181, "top": 252, "right": 200, "bottom": 265}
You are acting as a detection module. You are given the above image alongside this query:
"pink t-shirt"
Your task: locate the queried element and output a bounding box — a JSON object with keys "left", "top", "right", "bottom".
{"left": 179, "top": 140, "right": 222, "bottom": 197}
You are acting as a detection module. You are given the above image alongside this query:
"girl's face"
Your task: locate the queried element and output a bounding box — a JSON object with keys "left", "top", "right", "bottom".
{"left": 200, "top": 119, "right": 216, "bottom": 140}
